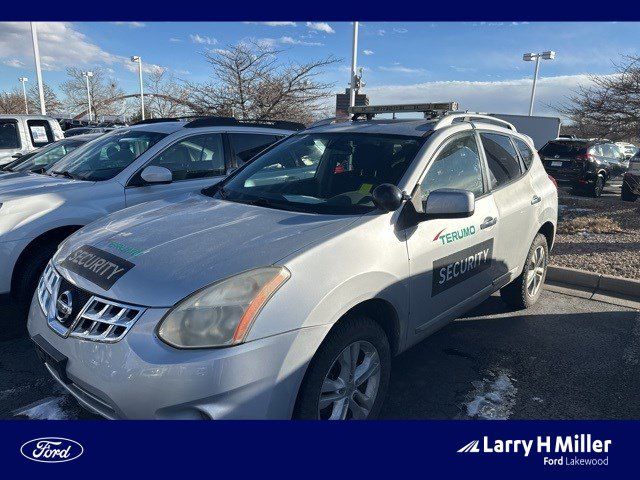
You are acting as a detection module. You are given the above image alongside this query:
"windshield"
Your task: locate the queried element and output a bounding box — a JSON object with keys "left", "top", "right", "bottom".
{"left": 48, "top": 129, "right": 166, "bottom": 181}
{"left": 208, "top": 132, "right": 424, "bottom": 214}
{"left": 11, "top": 139, "right": 86, "bottom": 172}
{"left": 539, "top": 141, "right": 588, "bottom": 157}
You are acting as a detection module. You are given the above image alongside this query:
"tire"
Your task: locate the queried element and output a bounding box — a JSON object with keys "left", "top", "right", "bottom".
{"left": 621, "top": 183, "right": 638, "bottom": 202}
{"left": 293, "top": 315, "right": 391, "bottom": 420}
{"left": 500, "top": 233, "right": 549, "bottom": 310}
{"left": 13, "top": 243, "right": 58, "bottom": 310}
{"left": 591, "top": 175, "right": 605, "bottom": 197}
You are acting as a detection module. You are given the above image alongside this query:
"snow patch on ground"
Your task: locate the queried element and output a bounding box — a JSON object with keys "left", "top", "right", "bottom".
{"left": 463, "top": 369, "right": 517, "bottom": 420}
{"left": 14, "top": 396, "right": 75, "bottom": 420}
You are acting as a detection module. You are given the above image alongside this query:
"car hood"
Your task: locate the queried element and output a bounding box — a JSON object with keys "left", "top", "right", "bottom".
{"left": 0, "top": 173, "right": 84, "bottom": 203}
{"left": 54, "top": 193, "right": 359, "bottom": 307}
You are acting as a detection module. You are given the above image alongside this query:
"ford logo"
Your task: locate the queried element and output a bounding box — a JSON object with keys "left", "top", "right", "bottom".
{"left": 20, "top": 437, "right": 83, "bottom": 463}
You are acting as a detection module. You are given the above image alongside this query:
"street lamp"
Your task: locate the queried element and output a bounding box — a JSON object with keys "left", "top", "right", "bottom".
{"left": 18, "top": 77, "right": 28, "bottom": 114}
{"left": 349, "top": 21, "right": 359, "bottom": 108}
{"left": 82, "top": 71, "right": 94, "bottom": 122}
{"left": 30, "top": 22, "right": 46, "bottom": 115}
{"left": 523, "top": 50, "right": 556, "bottom": 116}
{"left": 130, "top": 55, "right": 145, "bottom": 120}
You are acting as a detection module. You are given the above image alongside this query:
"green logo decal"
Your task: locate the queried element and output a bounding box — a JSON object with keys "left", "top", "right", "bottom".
{"left": 434, "top": 225, "right": 477, "bottom": 245}
{"left": 107, "top": 241, "right": 146, "bottom": 258}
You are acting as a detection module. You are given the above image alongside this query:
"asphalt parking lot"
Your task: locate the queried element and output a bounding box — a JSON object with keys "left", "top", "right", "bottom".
{"left": 1, "top": 288, "right": 637, "bottom": 420}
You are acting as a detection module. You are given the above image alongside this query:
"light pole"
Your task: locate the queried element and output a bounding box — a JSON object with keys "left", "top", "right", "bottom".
{"left": 30, "top": 22, "right": 46, "bottom": 115}
{"left": 523, "top": 51, "right": 556, "bottom": 116}
{"left": 18, "top": 77, "right": 29, "bottom": 114}
{"left": 131, "top": 56, "right": 145, "bottom": 120}
{"left": 349, "top": 21, "right": 359, "bottom": 108}
{"left": 82, "top": 71, "right": 94, "bottom": 122}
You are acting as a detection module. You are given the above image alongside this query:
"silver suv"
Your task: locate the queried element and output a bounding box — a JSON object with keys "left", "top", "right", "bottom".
{"left": 28, "top": 104, "right": 558, "bottom": 420}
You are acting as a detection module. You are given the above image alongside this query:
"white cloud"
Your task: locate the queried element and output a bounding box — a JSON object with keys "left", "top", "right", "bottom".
{"left": 246, "top": 22, "right": 297, "bottom": 27}
{"left": 111, "top": 22, "right": 146, "bottom": 28}
{"left": 377, "top": 29, "right": 386, "bottom": 36}
{"left": 365, "top": 74, "right": 603, "bottom": 118}
{"left": 123, "top": 61, "right": 164, "bottom": 75}
{"left": 306, "top": 22, "right": 335, "bottom": 34}
{"left": 379, "top": 65, "right": 426, "bottom": 74}
{"left": 280, "top": 36, "right": 323, "bottom": 47}
{"left": 0, "top": 22, "right": 120, "bottom": 71}
{"left": 3, "top": 58, "right": 25, "bottom": 68}
{"left": 190, "top": 34, "right": 217, "bottom": 45}
{"left": 363, "top": 50, "right": 374, "bottom": 56}
{"left": 393, "top": 28, "right": 408, "bottom": 34}
{"left": 169, "top": 37, "right": 181, "bottom": 43}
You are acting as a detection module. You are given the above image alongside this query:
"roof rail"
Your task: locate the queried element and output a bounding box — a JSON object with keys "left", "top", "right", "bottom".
{"left": 184, "top": 117, "right": 306, "bottom": 131}
{"left": 349, "top": 102, "right": 459, "bottom": 120}
{"left": 433, "top": 113, "right": 517, "bottom": 131}
{"left": 132, "top": 118, "right": 185, "bottom": 126}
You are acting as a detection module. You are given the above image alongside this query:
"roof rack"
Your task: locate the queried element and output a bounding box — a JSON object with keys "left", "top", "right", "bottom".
{"left": 434, "top": 113, "right": 517, "bottom": 131}
{"left": 184, "top": 117, "right": 306, "bottom": 131}
{"left": 349, "top": 102, "right": 459, "bottom": 120}
{"left": 132, "top": 118, "right": 186, "bottom": 126}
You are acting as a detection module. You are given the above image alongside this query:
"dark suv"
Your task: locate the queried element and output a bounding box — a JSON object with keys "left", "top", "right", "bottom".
{"left": 539, "top": 139, "right": 629, "bottom": 197}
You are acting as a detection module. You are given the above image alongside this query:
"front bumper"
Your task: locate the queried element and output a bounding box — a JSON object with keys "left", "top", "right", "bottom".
{"left": 27, "top": 295, "right": 329, "bottom": 419}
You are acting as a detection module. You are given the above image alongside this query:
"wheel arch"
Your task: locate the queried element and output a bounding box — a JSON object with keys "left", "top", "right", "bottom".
{"left": 538, "top": 221, "right": 556, "bottom": 251}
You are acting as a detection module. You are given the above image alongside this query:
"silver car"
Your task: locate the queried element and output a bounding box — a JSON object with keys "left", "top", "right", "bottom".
{"left": 28, "top": 105, "right": 558, "bottom": 419}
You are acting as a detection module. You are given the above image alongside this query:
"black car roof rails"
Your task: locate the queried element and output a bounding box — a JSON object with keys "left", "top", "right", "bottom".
{"left": 132, "top": 118, "right": 186, "bottom": 125}
{"left": 184, "top": 117, "right": 306, "bottom": 131}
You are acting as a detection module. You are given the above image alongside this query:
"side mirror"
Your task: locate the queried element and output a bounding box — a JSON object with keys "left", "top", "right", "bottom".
{"left": 423, "top": 188, "right": 475, "bottom": 218}
{"left": 12, "top": 153, "right": 23, "bottom": 159}
{"left": 140, "top": 165, "right": 172, "bottom": 185}
{"left": 372, "top": 183, "right": 404, "bottom": 212}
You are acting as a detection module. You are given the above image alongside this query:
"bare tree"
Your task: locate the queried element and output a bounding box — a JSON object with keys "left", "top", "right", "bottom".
{"left": 145, "top": 70, "right": 195, "bottom": 118}
{"left": 558, "top": 55, "right": 640, "bottom": 142}
{"left": 61, "top": 67, "right": 125, "bottom": 119}
{"left": 28, "top": 83, "right": 63, "bottom": 115}
{"left": 186, "top": 42, "right": 339, "bottom": 124}
{"left": 0, "top": 89, "right": 27, "bottom": 114}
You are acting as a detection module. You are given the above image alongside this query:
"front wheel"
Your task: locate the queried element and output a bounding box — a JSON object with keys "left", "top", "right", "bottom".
{"left": 500, "top": 233, "right": 549, "bottom": 309}
{"left": 293, "top": 316, "right": 390, "bottom": 420}
{"left": 621, "top": 182, "right": 638, "bottom": 202}
{"left": 591, "top": 175, "right": 605, "bottom": 197}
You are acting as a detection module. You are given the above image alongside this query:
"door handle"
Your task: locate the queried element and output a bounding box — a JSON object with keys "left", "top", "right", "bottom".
{"left": 480, "top": 216, "right": 497, "bottom": 230}
{"left": 531, "top": 195, "right": 541, "bottom": 205}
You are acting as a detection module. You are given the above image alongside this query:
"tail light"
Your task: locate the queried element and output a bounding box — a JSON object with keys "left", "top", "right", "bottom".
{"left": 548, "top": 175, "right": 558, "bottom": 189}
{"left": 575, "top": 153, "right": 595, "bottom": 162}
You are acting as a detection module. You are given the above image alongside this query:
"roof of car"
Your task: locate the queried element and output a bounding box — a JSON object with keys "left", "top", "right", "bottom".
{"left": 0, "top": 114, "right": 57, "bottom": 121}
{"left": 306, "top": 119, "right": 439, "bottom": 137}
{"left": 126, "top": 120, "right": 298, "bottom": 136}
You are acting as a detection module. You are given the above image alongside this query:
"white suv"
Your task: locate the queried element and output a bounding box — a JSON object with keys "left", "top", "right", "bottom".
{"left": 0, "top": 117, "right": 301, "bottom": 305}
{"left": 28, "top": 104, "right": 558, "bottom": 419}
{"left": 0, "top": 115, "right": 64, "bottom": 165}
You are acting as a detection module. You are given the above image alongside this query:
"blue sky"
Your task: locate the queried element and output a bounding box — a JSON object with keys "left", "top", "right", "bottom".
{"left": 1, "top": 21, "right": 638, "bottom": 116}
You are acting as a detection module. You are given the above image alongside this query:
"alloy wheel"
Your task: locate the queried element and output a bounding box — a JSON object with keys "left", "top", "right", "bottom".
{"left": 318, "top": 340, "right": 381, "bottom": 420}
{"left": 526, "top": 245, "right": 546, "bottom": 297}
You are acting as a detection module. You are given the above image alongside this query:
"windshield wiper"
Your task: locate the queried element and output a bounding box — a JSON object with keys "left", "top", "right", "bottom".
{"left": 51, "top": 170, "right": 78, "bottom": 180}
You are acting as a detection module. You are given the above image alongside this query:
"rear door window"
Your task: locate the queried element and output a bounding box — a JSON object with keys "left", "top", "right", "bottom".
{"left": 480, "top": 133, "right": 523, "bottom": 189}
{"left": 513, "top": 138, "right": 535, "bottom": 170}
{"left": 229, "top": 133, "right": 281, "bottom": 165}
{"left": 0, "top": 119, "right": 21, "bottom": 149}
{"left": 27, "top": 119, "right": 54, "bottom": 147}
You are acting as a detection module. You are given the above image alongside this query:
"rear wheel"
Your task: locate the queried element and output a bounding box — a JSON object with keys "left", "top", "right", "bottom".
{"left": 293, "top": 316, "right": 390, "bottom": 420}
{"left": 621, "top": 182, "right": 638, "bottom": 202}
{"left": 591, "top": 175, "right": 605, "bottom": 197}
{"left": 500, "top": 233, "right": 549, "bottom": 309}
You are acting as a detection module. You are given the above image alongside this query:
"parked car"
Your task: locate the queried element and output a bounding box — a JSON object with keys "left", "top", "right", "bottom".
{"left": 0, "top": 117, "right": 301, "bottom": 307}
{"left": 615, "top": 142, "right": 639, "bottom": 160}
{"left": 0, "top": 115, "right": 64, "bottom": 166}
{"left": 539, "top": 138, "right": 628, "bottom": 197}
{"left": 64, "top": 127, "right": 114, "bottom": 138}
{"left": 622, "top": 152, "right": 640, "bottom": 202}
{"left": 27, "top": 105, "right": 557, "bottom": 419}
{"left": 0, "top": 134, "right": 101, "bottom": 177}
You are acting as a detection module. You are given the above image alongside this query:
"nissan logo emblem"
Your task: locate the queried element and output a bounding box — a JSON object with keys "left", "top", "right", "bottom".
{"left": 55, "top": 291, "right": 73, "bottom": 322}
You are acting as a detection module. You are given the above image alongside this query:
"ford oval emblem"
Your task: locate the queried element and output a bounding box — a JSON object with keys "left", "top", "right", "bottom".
{"left": 20, "top": 437, "right": 83, "bottom": 463}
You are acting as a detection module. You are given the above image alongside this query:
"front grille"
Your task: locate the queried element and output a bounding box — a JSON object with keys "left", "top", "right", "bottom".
{"left": 36, "top": 263, "right": 145, "bottom": 343}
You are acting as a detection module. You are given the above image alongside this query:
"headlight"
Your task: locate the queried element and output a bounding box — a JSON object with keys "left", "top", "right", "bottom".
{"left": 157, "top": 267, "right": 290, "bottom": 348}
